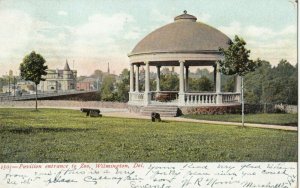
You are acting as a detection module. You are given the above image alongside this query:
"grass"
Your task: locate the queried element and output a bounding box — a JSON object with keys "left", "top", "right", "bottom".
{"left": 183, "top": 113, "right": 298, "bottom": 126}
{"left": 0, "top": 108, "right": 297, "bottom": 162}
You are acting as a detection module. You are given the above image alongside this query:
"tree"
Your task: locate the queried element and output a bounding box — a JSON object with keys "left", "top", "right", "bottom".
{"left": 244, "top": 60, "right": 271, "bottom": 105}
{"left": 222, "top": 75, "right": 235, "bottom": 92}
{"left": 91, "top": 69, "right": 104, "bottom": 90}
{"left": 116, "top": 69, "right": 130, "bottom": 102}
{"left": 263, "top": 60, "right": 297, "bottom": 105}
{"left": 20, "top": 51, "right": 47, "bottom": 110}
{"left": 100, "top": 75, "right": 117, "bottom": 101}
{"left": 189, "top": 76, "right": 213, "bottom": 92}
{"left": 160, "top": 74, "right": 179, "bottom": 91}
{"left": 195, "top": 68, "right": 214, "bottom": 80}
{"left": 218, "top": 35, "right": 261, "bottom": 126}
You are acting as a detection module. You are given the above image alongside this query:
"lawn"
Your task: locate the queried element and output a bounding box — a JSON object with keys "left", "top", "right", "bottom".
{"left": 183, "top": 113, "right": 298, "bottom": 126}
{"left": 0, "top": 108, "right": 297, "bottom": 162}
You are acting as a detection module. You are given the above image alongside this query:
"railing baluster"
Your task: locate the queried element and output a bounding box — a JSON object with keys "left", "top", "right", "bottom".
{"left": 194, "top": 95, "right": 196, "bottom": 104}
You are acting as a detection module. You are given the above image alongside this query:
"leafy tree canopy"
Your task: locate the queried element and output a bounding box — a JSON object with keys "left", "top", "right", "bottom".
{"left": 100, "top": 74, "right": 116, "bottom": 101}
{"left": 218, "top": 35, "right": 261, "bottom": 76}
{"left": 20, "top": 51, "right": 48, "bottom": 85}
{"left": 160, "top": 74, "right": 179, "bottom": 91}
{"left": 189, "top": 76, "right": 213, "bottom": 92}
{"left": 115, "top": 69, "right": 130, "bottom": 102}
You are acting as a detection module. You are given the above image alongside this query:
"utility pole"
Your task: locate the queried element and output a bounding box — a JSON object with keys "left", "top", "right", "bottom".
{"left": 241, "top": 76, "right": 244, "bottom": 127}
{"left": 13, "top": 76, "right": 16, "bottom": 97}
{"left": 8, "top": 73, "right": 10, "bottom": 97}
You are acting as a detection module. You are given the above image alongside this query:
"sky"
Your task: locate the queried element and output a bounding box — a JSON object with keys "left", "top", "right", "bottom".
{"left": 0, "top": 0, "right": 297, "bottom": 76}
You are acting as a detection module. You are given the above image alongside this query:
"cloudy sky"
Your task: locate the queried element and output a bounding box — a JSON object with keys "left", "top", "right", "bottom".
{"left": 0, "top": 0, "right": 297, "bottom": 76}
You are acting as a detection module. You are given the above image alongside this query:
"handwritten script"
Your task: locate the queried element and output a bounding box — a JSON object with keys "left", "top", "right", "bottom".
{"left": 0, "top": 162, "right": 297, "bottom": 188}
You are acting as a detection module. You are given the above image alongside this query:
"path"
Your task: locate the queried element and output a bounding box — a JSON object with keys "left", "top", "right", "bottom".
{"left": 103, "top": 110, "right": 298, "bottom": 131}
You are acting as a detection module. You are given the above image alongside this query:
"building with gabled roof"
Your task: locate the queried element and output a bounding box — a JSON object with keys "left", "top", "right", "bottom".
{"left": 39, "top": 60, "right": 77, "bottom": 92}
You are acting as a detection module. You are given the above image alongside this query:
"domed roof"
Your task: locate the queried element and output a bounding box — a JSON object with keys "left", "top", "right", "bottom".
{"left": 130, "top": 11, "right": 231, "bottom": 56}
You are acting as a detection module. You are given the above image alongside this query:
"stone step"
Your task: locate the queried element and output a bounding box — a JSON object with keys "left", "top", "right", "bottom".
{"left": 140, "top": 112, "right": 177, "bottom": 117}
{"left": 141, "top": 105, "right": 179, "bottom": 117}
{"left": 142, "top": 106, "right": 178, "bottom": 110}
{"left": 141, "top": 108, "right": 178, "bottom": 112}
{"left": 143, "top": 106, "right": 178, "bottom": 109}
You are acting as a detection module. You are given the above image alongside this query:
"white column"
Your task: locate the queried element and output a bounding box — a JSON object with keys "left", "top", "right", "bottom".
{"left": 235, "top": 75, "right": 242, "bottom": 93}
{"left": 156, "top": 66, "right": 161, "bottom": 92}
{"left": 179, "top": 60, "right": 185, "bottom": 94}
{"left": 185, "top": 66, "right": 189, "bottom": 91}
{"left": 130, "top": 63, "right": 134, "bottom": 92}
{"left": 213, "top": 65, "right": 216, "bottom": 91}
{"left": 216, "top": 62, "right": 222, "bottom": 104}
{"left": 144, "top": 61, "right": 150, "bottom": 105}
{"left": 179, "top": 60, "right": 185, "bottom": 105}
{"left": 135, "top": 65, "right": 140, "bottom": 92}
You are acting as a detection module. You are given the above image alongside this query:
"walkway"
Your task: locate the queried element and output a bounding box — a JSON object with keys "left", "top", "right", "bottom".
{"left": 103, "top": 110, "right": 297, "bottom": 131}
{"left": 0, "top": 90, "right": 98, "bottom": 101}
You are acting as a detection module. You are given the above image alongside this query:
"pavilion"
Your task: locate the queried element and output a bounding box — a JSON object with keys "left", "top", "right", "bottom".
{"left": 127, "top": 11, "right": 241, "bottom": 115}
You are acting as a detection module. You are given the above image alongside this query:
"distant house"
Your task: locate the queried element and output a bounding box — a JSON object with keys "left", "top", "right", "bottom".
{"left": 17, "top": 80, "right": 35, "bottom": 94}
{"left": 39, "top": 60, "right": 77, "bottom": 92}
{"left": 77, "top": 77, "right": 97, "bottom": 91}
{"left": 2, "top": 85, "right": 18, "bottom": 95}
{"left": 77, "top": 82, "right": 92, "bottom": 91}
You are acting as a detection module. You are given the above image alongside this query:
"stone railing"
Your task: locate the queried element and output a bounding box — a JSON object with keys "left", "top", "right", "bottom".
{"left": 150, "top": 91, "right": 178, "bottom": 105}
{"left": 129, "top": 91, "right": 241, "bottom": 106}
{"left": 129, "top": 92, "right": 144, "bottom": 104}
{"left": 185, "top": 93, "right": 217, "bottom": 105}
{"left": 221, "top": 93, "right": 241, "bottom": 103}
{"left": 151, "top": 91, "right": 178, "bottom": 102}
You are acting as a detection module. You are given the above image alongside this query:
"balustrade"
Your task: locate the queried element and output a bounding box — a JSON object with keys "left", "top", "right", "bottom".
{"left": 129, "top": 91, "right": 240, "bottom": 106}
{"left": 151, "top": 91, "right": 178, "bottom": 102}
{"left": 185, "top": 93, "right": 217, "bottom": 105}
{"left": 222, "top": 93, "right": 241, "bottom": 103}
{"left": 129, "top": 92, "right": 144, "bottom": 103}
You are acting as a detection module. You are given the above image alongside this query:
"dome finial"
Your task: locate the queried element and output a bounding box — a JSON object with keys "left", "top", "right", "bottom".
{"left": 174, "top": 11, "right": 197, "bottom": 22}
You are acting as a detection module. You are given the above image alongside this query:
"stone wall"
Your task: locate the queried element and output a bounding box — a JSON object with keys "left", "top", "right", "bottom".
{"left": 127, "top": 105, "right": 142, "bottom": 113}
{"left": 274, "top": 104, "right": 298, "bottom": 114}
{"left": 180, "top": 105, "right": 241, "bottom": 115}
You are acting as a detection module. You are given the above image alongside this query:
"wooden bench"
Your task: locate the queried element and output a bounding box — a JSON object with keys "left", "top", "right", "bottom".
{"left": 80, "top": 108, "right": 101, "bottom": 117}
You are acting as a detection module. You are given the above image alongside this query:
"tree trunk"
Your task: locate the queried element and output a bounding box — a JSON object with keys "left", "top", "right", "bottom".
{"left": 35, "top": 83, "right": 38, "bottom": 111}
{"left": 241, "top": 76, "right": 244, "bottom": 127}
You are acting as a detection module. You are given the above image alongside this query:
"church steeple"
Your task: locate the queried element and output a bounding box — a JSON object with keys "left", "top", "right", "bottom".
{"left": 64, "top": 59, "right": 71, "bottom": 71}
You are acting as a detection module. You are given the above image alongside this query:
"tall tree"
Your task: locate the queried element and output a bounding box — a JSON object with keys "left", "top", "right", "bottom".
{"left": 116, "top": 69, "right": 130, "bottom": 102}
{"left": 189, "top": 76, "right": 213, "bottom": 92}
{"left": 244, "top": 60, "right": 271, "bottom": 105}
{"left": 160, "top": 74, "right": 179, "bottom": 91}
{"left": 20, "top": 51, "right": 47, "bottom": 110}
{"left": 264, "top": 60, "right": 297, "bottom": 105}
{"left": 218, "top": 35, "right": 261, "bottom": 126}
{"left": 100, "top": 75, "right": 116, "bottom": 101}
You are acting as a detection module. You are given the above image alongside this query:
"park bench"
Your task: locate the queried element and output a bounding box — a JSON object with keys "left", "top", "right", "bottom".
{"left": 151, "top": 112, "right": 161, "bottom": 122}
{"left": 80, "top": 108, "right": 101, "bottom": 117}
